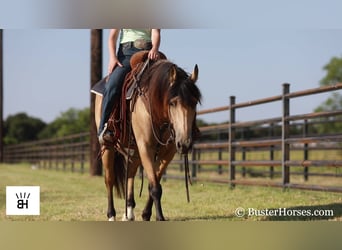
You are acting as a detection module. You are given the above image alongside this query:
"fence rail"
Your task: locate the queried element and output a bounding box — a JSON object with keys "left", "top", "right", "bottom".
{"left": 3, "top": 132, "right": 89, "bottom": 173}
{"left": 3, "top": 83, "right": 342, "bottom": 192}
{"left": 189, "top": 82, "right": 342, "bottom": 192}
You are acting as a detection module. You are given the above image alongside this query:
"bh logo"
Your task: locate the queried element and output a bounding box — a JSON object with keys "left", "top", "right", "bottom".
{"left": 16, "top": 192, "right": 30, "bottom": 209}
{"left": 6, "top": 186, "right": 40, "bottom": 216}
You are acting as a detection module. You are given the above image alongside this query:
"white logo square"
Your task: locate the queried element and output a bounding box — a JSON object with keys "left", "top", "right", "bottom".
{"left": 6, "top": 186, "right": 40, "bottom": 216}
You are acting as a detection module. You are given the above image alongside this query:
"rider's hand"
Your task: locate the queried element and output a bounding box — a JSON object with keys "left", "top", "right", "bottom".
{"left": 148, "top": 48, "right": 159, "bottom": 61}
{"left": 108, "top": 57, "right": 123, "bottom": 74}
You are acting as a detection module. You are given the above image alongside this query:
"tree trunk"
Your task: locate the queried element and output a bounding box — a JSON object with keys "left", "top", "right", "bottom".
{"left": 90, "top": 29, "right": 103, "bottom": 176}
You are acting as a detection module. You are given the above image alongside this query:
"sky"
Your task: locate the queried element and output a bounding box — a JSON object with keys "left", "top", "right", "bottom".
{"left": 2, "top": 1, "right": 342, "bottom": 124}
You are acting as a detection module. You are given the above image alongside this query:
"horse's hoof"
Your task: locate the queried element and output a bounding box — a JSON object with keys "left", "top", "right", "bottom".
{"left": 122, "top": 214, "right": 135, "bottom": 221}
{"left": 108, "top": 216, "right": 116, "bottom": 221}
{"left": 142, "top": 210, "right": 152, "bottom": 221}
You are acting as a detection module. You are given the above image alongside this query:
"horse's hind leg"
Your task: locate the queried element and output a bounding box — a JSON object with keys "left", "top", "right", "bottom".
{"left": 122, "top": 159, "right": 140, "bottom": 221}
{"left": 102, "top": 148, "right": 116, "bottom": 221}
{"left": 123, "top": 176, "right": 136, "bottom": 221}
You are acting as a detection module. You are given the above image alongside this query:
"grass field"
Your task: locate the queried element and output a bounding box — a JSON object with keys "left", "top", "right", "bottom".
{"left": 0, "top": 163, "right": 341, "bottom": 221}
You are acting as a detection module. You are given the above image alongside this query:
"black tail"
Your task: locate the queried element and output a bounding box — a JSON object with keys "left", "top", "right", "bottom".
{"left": 113, "top": 151, "right": 126, "bottom": 198}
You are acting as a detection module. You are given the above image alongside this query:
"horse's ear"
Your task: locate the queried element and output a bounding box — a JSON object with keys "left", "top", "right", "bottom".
{"left": 170, "top": 65, "right": 177, "bottom": 84}
{"left": 190, "top": 64, "right": 199, "bottom": 82}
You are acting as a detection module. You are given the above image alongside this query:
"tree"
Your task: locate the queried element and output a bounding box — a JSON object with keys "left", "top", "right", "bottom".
{"left": 320, "top": 56, "right": 342, "bottom": 86}
{"left": 314, "top": 56, "right": 342, "bottom": 133}
{"left": 4, "top": 113, "right": 46, "bottom": 144}
{"left": 38, "top": 107, "right": 90, "bottom": 139}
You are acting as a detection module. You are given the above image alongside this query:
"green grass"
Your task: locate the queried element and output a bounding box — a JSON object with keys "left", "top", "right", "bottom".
{"left": 0, "top": 163, "right": 341, "bottom": 221}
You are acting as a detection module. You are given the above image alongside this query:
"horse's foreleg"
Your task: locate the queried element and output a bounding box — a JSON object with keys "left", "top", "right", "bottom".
{"left": 141, "top": 198, "right": 153, "bottom": 221}
{"left": 142, "top": 145, "right": 176, "bottom": 221}
{"left": 150, "top": 183, "right": 165, "bottom": 221}
{"left": 142, "top": 183, "right": 165, "bottom": 221}
{"left": 102, "top": 148, "right": 116, "bottom": 221}
{"left": 141, "top": 170, "right": 166, "bottom": 221}
{"left": 132, "top": 99, "right": 167, "bottom": 221}
{"left": 137, "top": 146, "right": 166, "bottom": 221}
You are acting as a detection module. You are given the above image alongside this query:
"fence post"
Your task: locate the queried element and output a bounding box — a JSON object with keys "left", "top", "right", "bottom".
{"left": 191, "top": 148, "right": 197, "bottom": 178}
{"left": 71, "top": 145, "right": 75, "bottom": 173}
{"left": 55, "top": 138, "right": 59, "bottom": 171}
{"left": 90, "top": 29, "right": 103, "bottom": 176}
{"left": 63, "top": 139, "right": 67, "bottom": 171}
{"left": 242, "top": 147, "right": 246, "bottom": 177}
{"left": 229, "top": 96, "right": 236, "bottom": 188}
{"left": 303, "top": 119, "right": 309, "bottom": 181}
{"left": 218, "top": 148, "right": 223, "bottom": 175}
{"left": 218, "top": 132, "right": 223, "bottom": 175}
{"left": 48, "top": 145, "right": 52, "bottom": 169}
{"left": 269, "top": 123, "right": 274, "bottom": 179}
{"left": 0, "top": 30, "right": 3, "bottom": 163}
{"left": 282, "top": 83, "right": 290, "bottom": 188}
{"left": 81, "top": 144, "right": 85, "bottom": 174}
{"left": 197, "top": 148, "right": 201, "bottom": 173}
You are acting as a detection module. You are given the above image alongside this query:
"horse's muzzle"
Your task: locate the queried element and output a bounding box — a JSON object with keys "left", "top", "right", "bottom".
{"left": 176, "top": 138, "right": 192, "bottom": 154}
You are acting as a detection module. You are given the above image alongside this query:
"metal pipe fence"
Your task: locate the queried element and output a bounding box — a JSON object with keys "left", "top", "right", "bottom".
{"left": 183, "top": 82, "right": 342, "bottom": 192}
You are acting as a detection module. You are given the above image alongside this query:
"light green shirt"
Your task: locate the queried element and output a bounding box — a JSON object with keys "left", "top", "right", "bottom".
{"left": 120, "top": 29, "right": 152, "bottom": 44}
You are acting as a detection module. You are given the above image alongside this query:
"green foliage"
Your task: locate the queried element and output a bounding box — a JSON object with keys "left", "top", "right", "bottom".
{"left": 3, "top": 107, "right": 90, "bottom": 144}
{"left": 314, "top": 56, "right": 342, "bottom": 134}
{"left": 4, "top": 113, "right": 46, "bottom": 145}
{"left": 315, "top": 92, "right": 342, "bottom": 112}
{"left": 38, "top": 107, "right": 90, "bottom": 139}
{"left": 320, "top": 56, "right": 342, "bottom": 86}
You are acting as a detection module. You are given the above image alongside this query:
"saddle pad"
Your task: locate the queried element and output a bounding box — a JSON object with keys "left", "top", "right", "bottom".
{"left": 90, "top": 75, "right": 109, "bottom": 96}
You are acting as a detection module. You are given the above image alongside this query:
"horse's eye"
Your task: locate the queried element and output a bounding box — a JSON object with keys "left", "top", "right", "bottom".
{"left": 169, "top": 100, "right": 176, "bottom": 107}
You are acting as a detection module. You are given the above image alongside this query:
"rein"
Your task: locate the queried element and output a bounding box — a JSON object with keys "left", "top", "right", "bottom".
{"left": 183, "top": 154, "right": 192, "bottom": 203}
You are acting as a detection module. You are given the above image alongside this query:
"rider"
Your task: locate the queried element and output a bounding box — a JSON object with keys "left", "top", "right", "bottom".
{"left": 98, "top": 29, "right": 161, "bottom": 145}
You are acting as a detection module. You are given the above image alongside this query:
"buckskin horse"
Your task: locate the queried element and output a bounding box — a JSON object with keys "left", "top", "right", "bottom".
{"left": 94, "top": 52, "right": 202, "bottom": 221}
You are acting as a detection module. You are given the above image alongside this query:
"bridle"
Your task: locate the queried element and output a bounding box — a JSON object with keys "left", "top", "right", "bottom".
{"left": 147, "top": 96, "right": 175, "bottom": 146}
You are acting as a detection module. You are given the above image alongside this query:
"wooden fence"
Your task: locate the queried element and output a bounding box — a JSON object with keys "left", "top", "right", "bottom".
{"left": 3, "top": 83, "right": 342, "bottom": 192}
{"left": 3, "top": 132, "right": 89, "bottom": 173}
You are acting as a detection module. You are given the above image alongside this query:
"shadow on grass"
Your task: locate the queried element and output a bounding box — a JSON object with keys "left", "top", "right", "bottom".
{"left": 262, "top": 203, "right": 342, "bottom": 221}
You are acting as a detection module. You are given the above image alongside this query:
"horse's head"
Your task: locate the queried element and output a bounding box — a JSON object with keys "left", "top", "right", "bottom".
{"left": 141, "top": 60, "right": 202, "bottom": 154}
{"left": 168, "top": 64, "right": 202, "bottom": 154}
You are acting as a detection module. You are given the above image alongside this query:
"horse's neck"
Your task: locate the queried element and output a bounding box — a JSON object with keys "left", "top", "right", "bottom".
{"left": 139, "top": 94, "right": 169, "bottom": 126}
